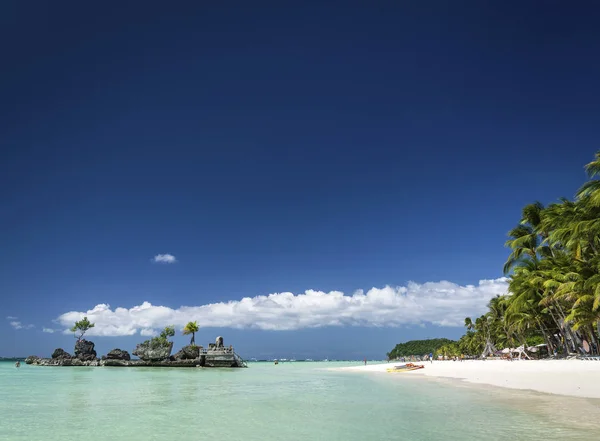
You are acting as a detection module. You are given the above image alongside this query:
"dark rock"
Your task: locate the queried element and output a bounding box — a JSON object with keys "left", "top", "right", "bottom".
{"left": 51, "top": 348, "right": 72, "bottom": 360}
{"left": 25, "top": 355, "right": 40, "bottom": 364}
{"left": 105, "top": 349, "right": 131, "bottom": 361}
{"left": 74, "top": 339, "right": 97, "bottom": 361}
{"left": 132, "top": 341, "right": 173, "bottom": 361}
{"left": 173, "top": 345, "right": 201, "bottom": 360}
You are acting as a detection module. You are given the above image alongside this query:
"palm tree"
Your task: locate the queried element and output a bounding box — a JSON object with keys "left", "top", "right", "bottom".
{"left": 183, "top": 321, "right": 199, "bottom": 345}
{"left": 503, "top": 202, "right": 548, "bottom": 274}
{"left": 455, "top": 152, "right": 600, "bottom": 358}
{"left": 464, "top": 317, "right": 474, "bottom": 331}
{"left": 576, "top": 150, "right": 600, "bottom": 206}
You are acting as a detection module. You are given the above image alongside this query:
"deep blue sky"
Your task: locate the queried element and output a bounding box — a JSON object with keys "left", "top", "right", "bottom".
{"left": 2, "top": 1, "right": 599, "bottom": 359}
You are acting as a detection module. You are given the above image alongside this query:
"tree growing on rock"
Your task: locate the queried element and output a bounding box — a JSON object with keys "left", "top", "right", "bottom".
{"left": 159, "top": 326, "right": 175, "bottom": 342}
{"left": 71, "top": 317, "right": 95, "bottom": 341}
{"left": 183, "top": 321, "right": 199, "bottom": 345}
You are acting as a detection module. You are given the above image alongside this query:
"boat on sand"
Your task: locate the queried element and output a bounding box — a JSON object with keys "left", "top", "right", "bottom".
{"left": 386, "top": 363, "right": 424, "bottom": 373}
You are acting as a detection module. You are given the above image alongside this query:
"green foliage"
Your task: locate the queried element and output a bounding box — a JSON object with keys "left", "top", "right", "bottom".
{"left": 183, "top": 321, "right": 199, "bottom": 335}
{"left": 182, "top": 321, "right": 199, "bottom": 345}
{"left": 70, "top": 317, "right": 95, "bottom": 340}
{"left": 160, "top": 326, "right": 175, "bottom": 340}
{"left": 140, "top": 326, "right": 175, "bottom": 348}
{"left": 387, "top": 339, "right": 455, "bottom": 359}
{"left": 457, "top": 151, "right": 600, "bottom": 358}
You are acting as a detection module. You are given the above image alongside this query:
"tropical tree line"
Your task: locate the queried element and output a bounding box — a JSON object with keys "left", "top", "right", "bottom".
{"left": 451, "top": 152, "right": 600, "bottom": 358}
{"left": 387, "top": 339, "right": 455, "bottom": 359}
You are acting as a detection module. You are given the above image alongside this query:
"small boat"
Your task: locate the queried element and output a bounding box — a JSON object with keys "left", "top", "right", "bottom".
{"left": 386, "top": 363, "right": 424, "bottom": 373}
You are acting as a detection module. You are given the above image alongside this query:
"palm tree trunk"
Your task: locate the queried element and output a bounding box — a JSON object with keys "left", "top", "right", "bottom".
{"left": 538, "top": 320, "right": 555, "bottom": 354}
{"left": 588, "top": 325, "right": 599, "bottom": 355}
{"left": 555, "top": 302, "right": 581, "bottom": 352}
{"left": 191, "top": 333, "right": 195, "bottom": 345}
{"left": 547, "top": 306, "right": 568, "bottom": 353}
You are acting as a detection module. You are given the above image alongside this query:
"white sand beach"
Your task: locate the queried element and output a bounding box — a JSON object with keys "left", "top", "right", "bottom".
{"left": 333, "top": 360, "right": 600, "bottom": 398}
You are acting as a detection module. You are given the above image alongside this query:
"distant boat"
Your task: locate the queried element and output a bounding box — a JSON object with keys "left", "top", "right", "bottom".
{"left": 305, "top": 358, "right": 313, "bottom": 362}
{"left": 322, "top": 358, "right": 329, "bottom": 362}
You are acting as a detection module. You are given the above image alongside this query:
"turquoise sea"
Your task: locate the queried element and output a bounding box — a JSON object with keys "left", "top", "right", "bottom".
{"left": 1, "top": 361, "right": 597, "bottom": 440}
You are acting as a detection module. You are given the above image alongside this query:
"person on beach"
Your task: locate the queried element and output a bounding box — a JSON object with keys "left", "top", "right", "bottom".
{"left": 429, "top": 352, "right": 433, "bottom": 363}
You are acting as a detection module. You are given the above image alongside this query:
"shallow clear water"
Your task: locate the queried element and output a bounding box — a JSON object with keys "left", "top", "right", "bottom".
{"left": 1, "top": 361, "right": 596, "bottom": 440}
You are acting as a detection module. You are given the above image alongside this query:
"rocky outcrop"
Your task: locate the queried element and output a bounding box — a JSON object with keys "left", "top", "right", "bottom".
{"left": 23, "top": 335, "right": 246, "bottom": 368}
{"left": 25, "top": 355, "right": 40, "bottom": 364}
{"left": 100, "top": 359, "right": 201, "bottom": 367}
{"left": 26, "top": 357, "right": 100, "bottom": 367}
{"left": 74, "top": 339, "right": 97, "bottom": 361}
{"left": 172, "top": 345, "right": 201, "bottom": 360}
{"left": 103, "top": 349, "right": 131, "bottom": 360}
{"left": 52, "top": 348, "right": 72, "bottom": 360}
{"left": 133, "top": 341, "right": 173, "bottom": 361}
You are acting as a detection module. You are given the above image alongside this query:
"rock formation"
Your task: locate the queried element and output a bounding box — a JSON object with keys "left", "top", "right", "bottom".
{"left": 25, "top": 355, "right": 40, "bottom": 364}
{"left": 26, "top": 356, "right": 100, "bottom": 367}
{"left": 172, "top": 345, "right": 201, "bottom": 360}
{"left": 51, "top": 348, "right": 72, "bottom": 360}
{"left": 132, "top": 340, "right": 173, "bottom": 361}
{"left": 103, "top": 349, "right": 131, "bottom": 361}
{"left": 74, "top": 339, "right": 97, "bottom": 361}
{"left": 24, "top": 335, "right": 245, "bottom": 368}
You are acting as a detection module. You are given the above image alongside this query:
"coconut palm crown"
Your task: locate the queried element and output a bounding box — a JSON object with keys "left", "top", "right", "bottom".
{"left": 183, "top": 321, "right": 199, "bottom": 345}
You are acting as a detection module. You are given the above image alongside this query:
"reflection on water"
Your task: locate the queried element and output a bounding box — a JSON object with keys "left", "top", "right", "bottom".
{"left": 0, "top": 361, "right": 597, "bottom": 441}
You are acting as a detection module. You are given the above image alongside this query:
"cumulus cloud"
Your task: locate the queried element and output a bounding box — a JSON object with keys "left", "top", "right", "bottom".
{"left": 140, "top": 328, "right": 158, "bottom": 337}
{"left": 153, "top": 254, "right": 176, "bottom": 264}
{"left": 42, "top": 328, "right": 55, "bottom": 333}
{"left": 55, "top": 278, "right": 508, "bottom": 336}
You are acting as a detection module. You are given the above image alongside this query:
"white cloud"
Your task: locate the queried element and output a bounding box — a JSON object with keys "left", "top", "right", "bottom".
{"left": 153, "top": 254, "right": 176, "bottom": 264}
{"left": 9, "top": 321, "right": 34, "bottom": 330}
{"left": 42, "top": 328, "right": 55, "bottom": 333}
{"left": 6, "top": 316, "right": 17, "bottom": 320}
{"left": 55, "top": 278, "right": 508, "bottom": 336}
{"left": 140, "top": 328, "right": 158, "bottom": 337}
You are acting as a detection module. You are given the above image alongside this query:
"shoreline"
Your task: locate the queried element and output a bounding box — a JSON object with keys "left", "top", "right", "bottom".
{"left": 330, "top": 359, "right": 600, "bottom": 399}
